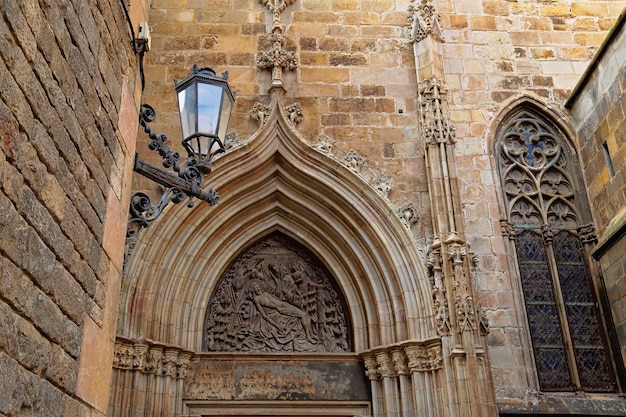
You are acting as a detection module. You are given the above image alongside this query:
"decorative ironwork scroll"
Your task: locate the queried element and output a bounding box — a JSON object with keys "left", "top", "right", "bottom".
{"left": 204, "top": 233, "right": 350, "bottom": 353}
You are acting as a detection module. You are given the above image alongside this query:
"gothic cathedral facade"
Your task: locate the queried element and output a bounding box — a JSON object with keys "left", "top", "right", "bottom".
{"left": 1, "top": 1, "right": 626, "bottom": 417}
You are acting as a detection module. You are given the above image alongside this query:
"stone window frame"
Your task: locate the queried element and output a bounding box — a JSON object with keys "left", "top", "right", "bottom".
{"left": 494, "top": 103, "right": 619, "bottom": 393}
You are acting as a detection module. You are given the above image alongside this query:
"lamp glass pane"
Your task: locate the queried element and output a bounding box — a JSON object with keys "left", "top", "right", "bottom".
{"left": 197, "top": 83, "right": 222, "bottom": 137}
{"left": 217, "top": 93, "right": 233, "bottom": 144}
{"left": 177, "top": 85, "right": 197, "bottom": 140}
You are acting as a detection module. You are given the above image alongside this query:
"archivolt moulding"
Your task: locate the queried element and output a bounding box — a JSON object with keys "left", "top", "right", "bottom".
{"left": 121, "top": 93, "right": 436, "bottom": 353}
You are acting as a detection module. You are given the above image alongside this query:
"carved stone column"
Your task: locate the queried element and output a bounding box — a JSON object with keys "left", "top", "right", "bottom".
{"left": 392, "top": 348, "right": 414, "bottom": 417}
{"left": 405, "top": 340, "right": 444, "bottom": 417}
{"left": 109, "top": 337, "right": 193, "bottom": 417}
{"left": 376, "top": 351, "right": 400, "bottom": 417}
{"left": 363, "top": 353, "right": 384, "bottom": 417}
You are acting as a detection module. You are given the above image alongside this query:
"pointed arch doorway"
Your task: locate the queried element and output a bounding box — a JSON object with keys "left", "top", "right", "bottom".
{"left": 183, "top": 231, "right": 371, "bottom": 415}
{"left": 114, "top": 94, "right": 442, "bottom": 417}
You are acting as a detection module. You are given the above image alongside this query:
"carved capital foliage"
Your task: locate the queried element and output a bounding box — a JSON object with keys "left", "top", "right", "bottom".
{"left": 376, "top": 351, "right": 395, "bottom": 378}
{"left": 578, "top": 223, "right": 597, "bottom": 245}
{"left": 362, "top": 340, "right": 443, "bottom": 381}
{"left": 404, "top": 342, "right": 443, "bottom": 372}
{"left": 500, "top": 219, "right": 517, "bottom": 240}
{"left": 363, "top": 354, "right": 380, "bottom": 380}
{"left": 408, "top": 0, "right": 443, "bottom": 43}
{"left": 113, "top": 339, "right": 193, "bottom": 379}
{"left": 418, "top": 77, "right": 456, "bottom": 146}
{"left": 391, "top": 349, "right": 409, "bottom": 375}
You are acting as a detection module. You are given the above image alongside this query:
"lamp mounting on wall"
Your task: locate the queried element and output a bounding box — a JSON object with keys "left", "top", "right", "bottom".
{"left": 127, "top": 66, "right": 235, "bottom": 238}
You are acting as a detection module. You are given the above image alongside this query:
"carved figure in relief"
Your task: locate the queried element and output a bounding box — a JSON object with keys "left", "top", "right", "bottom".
{"left": 204, "top": 234, "right": 350, "bottom": 353}
{"left": 250, "top": 280, "right": 316, "bottom": 341}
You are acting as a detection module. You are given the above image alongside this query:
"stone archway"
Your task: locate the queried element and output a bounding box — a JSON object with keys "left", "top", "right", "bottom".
{"left": 112, "top": 93, "right": 451, "bottom": 417}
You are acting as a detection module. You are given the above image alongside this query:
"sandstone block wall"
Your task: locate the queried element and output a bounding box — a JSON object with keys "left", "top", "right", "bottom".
{"left": 567, "top": 11, "right": 626, "bottom": 371}
{"left": 140, "top": 0, "right": 431, "bottom": 238}
{"left": 0, "top": 0, "right": 143, "bottom": 415}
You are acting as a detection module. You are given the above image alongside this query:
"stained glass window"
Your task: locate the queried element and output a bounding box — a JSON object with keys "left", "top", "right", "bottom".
{"left": 497, "top": 110, "right": 615, "bottom": 392}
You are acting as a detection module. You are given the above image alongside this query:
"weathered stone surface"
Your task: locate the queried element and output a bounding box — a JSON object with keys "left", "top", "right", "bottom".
{"left": 185, "top": 356, "right": 369, "bottom": 401}
{"left": 0, "top": 0, "right": 140, "bottom": 415}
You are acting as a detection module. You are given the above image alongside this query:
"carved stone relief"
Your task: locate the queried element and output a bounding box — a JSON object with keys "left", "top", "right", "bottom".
{"left": 311, "top": 133, "right": 335, "bottom": 155}
{"left": 344, "top": 149, "right": 365, "bottom": 172}
{"left": 371, "top": 173, "right": 394, "bottom": 200}
{"left": 204, "top": 233, "right": 350, "bottom": 353}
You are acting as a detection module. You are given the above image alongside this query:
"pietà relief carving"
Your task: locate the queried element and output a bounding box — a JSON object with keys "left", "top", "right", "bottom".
{"left": 204, "top": 233, "right": 350, "bottom": 353}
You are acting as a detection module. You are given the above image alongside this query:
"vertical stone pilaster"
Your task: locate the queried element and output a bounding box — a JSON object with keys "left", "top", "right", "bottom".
{"left": 392, "top": 349, "right": 414, "bottom": 417}
{"left": 411, "top": 0, "right": 497, "bottom": 415}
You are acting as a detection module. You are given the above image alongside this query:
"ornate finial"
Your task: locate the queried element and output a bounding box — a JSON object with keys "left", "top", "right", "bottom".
{"left": 259, "top": 0, "right": 296, "bottom": 29}
{"left": 408, "top": 0, "right": 443, "bottom": 43}
{"left": 257, "top": 0, "right": 298, "bottom": 91}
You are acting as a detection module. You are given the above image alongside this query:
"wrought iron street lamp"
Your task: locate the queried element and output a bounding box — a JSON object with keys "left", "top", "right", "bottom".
{"left": 127, "top": 65, "right": 235, "bottom": 238}
{"left": 176, "top": 66, "right": 235, "bottom": 173}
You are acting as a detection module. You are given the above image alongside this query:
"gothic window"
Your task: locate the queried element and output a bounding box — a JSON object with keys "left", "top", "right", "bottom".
{"left": 496, "top": 108, "right": 616, "bottom": 392}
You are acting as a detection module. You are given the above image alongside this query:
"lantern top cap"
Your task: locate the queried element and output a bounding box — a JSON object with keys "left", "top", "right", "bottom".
{"left": 173, "top": 65, "right": 235, "bottom": 101}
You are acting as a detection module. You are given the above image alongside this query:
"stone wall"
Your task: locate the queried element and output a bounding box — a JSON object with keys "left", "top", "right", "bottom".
{"left": 567, "top": 10, "right": 626, "bottom": 371}
{"left": 139, "top": 0, "right": 431, "bottom": 240}
{"left": 0, "top": 0, "right": 144, "bottom": 415}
